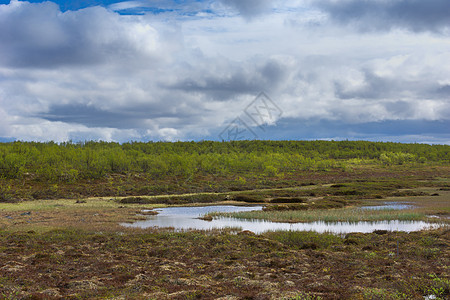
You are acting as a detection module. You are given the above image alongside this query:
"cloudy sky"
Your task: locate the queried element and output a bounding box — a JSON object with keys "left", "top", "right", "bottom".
{"left": 0, "top": 0, "right": 449, "bottom": 143}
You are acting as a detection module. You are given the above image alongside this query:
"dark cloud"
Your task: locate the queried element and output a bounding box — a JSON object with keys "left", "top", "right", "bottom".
{"left": 169, "top": 59, "right": 288, "bottom": 100}
{"left": 38, "top": 99, "right": 203, "bottom": 129}
{"left": 219, "top": 0, "right": 273, "bottom": 18}
{"left": 40, "top": 104, "right": 141, "bottom": 128}
{"left": 315, "top": 0, "right": 450, "bottom": 33}
{"left": 435, "top": 85, "right": 450, "bottom": 96}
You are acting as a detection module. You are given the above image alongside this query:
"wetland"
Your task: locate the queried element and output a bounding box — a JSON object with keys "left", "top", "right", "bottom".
{"left": 0, "top": 140, "right": 449, "bottom": 299}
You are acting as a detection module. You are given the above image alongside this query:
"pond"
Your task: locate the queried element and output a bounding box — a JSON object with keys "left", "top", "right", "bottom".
{"left": 122, "top": 205, "right": 444, "bottom": 234}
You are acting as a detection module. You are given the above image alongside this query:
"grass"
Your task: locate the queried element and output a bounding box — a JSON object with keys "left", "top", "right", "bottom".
{"left": 0, "top": 198, "right": 167, "bottom": 233}
{"left": 205, "top": 186, "right": 450, "bottom": 223}
{"left": 0, "top": 227, "right": 448, "bottom": 299}
{"left": 2, "top": 180, "right": 449, "bottom": 234}
{"left": 208, "top": 207, "right": 431, "bottom": 223}
{"left": 0, "top": 167, "right": 448, "bottom": 299}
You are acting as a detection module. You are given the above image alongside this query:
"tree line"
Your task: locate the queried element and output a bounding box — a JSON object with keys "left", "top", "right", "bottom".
{"left": 0, "top": 140, "right": 448, "bottom": 182}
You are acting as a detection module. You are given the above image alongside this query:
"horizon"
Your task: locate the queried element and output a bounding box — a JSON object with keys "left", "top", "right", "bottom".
{"left": 1, "top": 0, "right": 449, "bottom": 144}
{"left": 1, "top": 138, "right": 449, "bottom": 147}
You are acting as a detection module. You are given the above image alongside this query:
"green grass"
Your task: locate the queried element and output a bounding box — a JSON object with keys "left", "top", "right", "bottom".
{"left": 208, "top": 207, "right": 430, "bottom": 223}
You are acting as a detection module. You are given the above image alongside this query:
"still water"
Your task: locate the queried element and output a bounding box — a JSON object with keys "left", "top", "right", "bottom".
{"left": 122, "top": 205, "right": 444, "bottom": 234}
{"left": 360, "top": 202, "right": 414, "bottom": 211}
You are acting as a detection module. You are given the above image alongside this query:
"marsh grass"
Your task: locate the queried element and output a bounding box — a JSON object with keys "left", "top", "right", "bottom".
{"left": 0, "top": 224, "right": 448, "bottom": 299}
{"left": 208, "top": 207, "right": 429, "bottom": 223}
{"left": 264, "top": 230, "right": 343, "bottom": 249}
{"left": 0, "top": 198, "right": 167, "bottom": 233}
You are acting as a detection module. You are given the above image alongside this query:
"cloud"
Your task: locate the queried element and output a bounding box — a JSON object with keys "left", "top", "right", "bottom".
{"left": 168, "top": 57, "right": 290, "bottom": 100}
{"left": 314, "top": 0, "right": 450, "bottom": 33}
{"left": 219, "top": 0, "right": 274, "bottom": 18}
{"left": 0, "top": 0, "right": 164, "bottom": 68}
{"left": 0, "top": 0, "right": 449, "bottom": 144}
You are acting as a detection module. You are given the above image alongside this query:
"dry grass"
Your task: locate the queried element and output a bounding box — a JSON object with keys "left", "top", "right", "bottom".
{"left": 0, "top": 198, "right": 165, "bottom": 233}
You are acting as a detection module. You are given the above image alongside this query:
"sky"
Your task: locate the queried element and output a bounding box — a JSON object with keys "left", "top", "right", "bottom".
{"left": 0, "top": 0, "right": 449, "bottom": 144}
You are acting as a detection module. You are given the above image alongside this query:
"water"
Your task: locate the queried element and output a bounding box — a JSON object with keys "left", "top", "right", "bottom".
{"left": 361, "top": 202, "right": 414, "bottom": 211}
{"left": 122, "top": 205, "right": 444, "bottom": 234}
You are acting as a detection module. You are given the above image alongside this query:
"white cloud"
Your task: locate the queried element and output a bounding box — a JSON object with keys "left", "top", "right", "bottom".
{"left": 0, "top": 0, "right": 449, "bottom": 143}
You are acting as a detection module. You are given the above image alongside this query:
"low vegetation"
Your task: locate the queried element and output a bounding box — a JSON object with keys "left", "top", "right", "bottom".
{"left": 0, "top": 140, "right": 449, "bottom": 299}
{"left": 0, "top": 228, "right": 448, "bottom": 299}
{"left": 209, "top": 207, "right": 429, "bottom": 223}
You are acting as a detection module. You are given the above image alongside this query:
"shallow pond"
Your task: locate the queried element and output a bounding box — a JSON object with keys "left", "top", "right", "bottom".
{"left": 122, "top": 205, "right": 444, "bottom": 234}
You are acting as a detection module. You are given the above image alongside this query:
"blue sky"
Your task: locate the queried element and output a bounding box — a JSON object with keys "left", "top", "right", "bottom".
{"left": 0, "top": 0, "right": 449, "bottom": 143}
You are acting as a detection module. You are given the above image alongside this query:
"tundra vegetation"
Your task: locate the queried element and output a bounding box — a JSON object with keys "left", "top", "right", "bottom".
{"left": 0, "top": 140, "right": 449, "bottom": 299}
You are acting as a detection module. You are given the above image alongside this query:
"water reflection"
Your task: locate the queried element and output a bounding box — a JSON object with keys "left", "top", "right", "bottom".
{"left": 122, "top": 205, "right": 444, "bottom": 234}
{"left": 361, "top": 202, "right": 414, "bottom": 211}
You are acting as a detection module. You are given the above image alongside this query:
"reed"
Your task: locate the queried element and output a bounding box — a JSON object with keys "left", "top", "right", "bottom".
{"left": 208, "top": 207, "right": 433, "bottom": 223}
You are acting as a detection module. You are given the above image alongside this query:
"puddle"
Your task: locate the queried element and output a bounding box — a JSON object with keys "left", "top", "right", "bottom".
{"left": 360, "top": 202, "right": 414, "bottom": 211}
{"left": 122, "top": 205, "right": 445, "bottom": 234}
